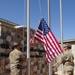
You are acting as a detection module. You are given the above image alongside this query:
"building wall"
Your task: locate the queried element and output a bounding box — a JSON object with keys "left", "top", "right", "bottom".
{"left": 0, "top": 25, "right": 49, "bottom": 75}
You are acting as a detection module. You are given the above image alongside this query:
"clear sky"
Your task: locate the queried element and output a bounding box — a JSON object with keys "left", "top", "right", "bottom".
{"left": 0, "top": 0, "right": 75, "bottom": 41}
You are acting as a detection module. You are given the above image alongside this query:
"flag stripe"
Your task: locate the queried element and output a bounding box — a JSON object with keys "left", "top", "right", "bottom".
{"left": 44, "top": 34, "right": 58, "bottom": 62}
{"left": 49, "top": 32, "right": 60, "bottom": 55}
{"left": 43, "top": 34, "right": 55, "bottom": 61}
{"left": 44, "top": 36, "right": 56, "bottom": 58}
{"left": 44, "top": 32, "right": 59, "bottom": 57}
{"left": 50, "top": 31, "right": 63, "bottom": 53}
{"left": 34, "top": 30, "right": 43, "bottom": 43}
{"left": 46, "top": 33, "right": 59, "bottom": 56}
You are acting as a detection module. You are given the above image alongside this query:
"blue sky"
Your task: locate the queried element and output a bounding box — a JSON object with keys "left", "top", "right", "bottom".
{"left": 0, "top": 0, "right": 75, "bottom": 41}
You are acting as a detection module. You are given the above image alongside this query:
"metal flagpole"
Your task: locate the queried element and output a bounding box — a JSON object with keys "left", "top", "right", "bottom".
{"left": 60, "top": 0, "right": 63, "bottom": 49}
{"left": 48, "top": 0, "right": 52, "bottom": 75}
{"left": 27, "top": 0, "right": 30, "bottom": 75}
{"left": 60, "top": 0, "right": 63, "bottom": 75}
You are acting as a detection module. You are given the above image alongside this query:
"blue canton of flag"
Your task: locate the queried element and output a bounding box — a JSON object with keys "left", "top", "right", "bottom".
{"left": 34, "top": 18, "right": 63, "bottom": 63}
{"left": 38, "top": 18, "right": 50, "bottom": 35}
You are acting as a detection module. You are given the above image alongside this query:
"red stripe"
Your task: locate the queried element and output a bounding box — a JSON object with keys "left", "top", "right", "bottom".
{"left": 35, "top": 32, "right": 43, "bottom": 39}
{"left": 47, "top": 34, "right": 60, "bottom": 56}
{"left": 50, "top": 31, "right": 63, "bottom": 53}
{"left": 37, "top": 30, "right": 42, "bottom": 35}
{"left": 45, "top": 50, "right": 52, "bottom": 61}
{"left": 35, "top": 30, "right": 43, "bottom": 40}
{"left": 46, "top": 55, "right": 51, "bottom": 63}
{"left": 34, "top": 37, "right": 44, "bottom": 44}
{"left": 49, "top": 31, "right": 62, "bottom": 54}
{"left": 43, "top": 31, "right": 63, "bottom": 62}
{"left": 46, "top": 33, "right": 59, "bottom": 56}
{"left": 44, "top": 43, "right": 54, "bottom": 60}
{"left": 44, "top": 34, "right": 58, "bottom": 57}
{"left": 44, "top": 36, "right": 55, "bottom": 59}
{"left": 45, "top": 43, "right": 53, "bottom": 59}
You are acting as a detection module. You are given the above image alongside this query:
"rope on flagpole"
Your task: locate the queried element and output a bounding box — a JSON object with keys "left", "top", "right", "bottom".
{"left": 38, "top": 0, "right": 43, "bottom": 17}
{"left": 22, "top": 0, "right": 27, "bottom": 52}
{"left": 23, "top": 0, "right": 27, "bottom": 25}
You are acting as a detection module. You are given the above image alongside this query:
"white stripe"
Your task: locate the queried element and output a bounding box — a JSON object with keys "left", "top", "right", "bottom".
{"left": 46, "top": 34, "right": 58, "bottom": 56}
{"left": 44, "top": 41, "right": 56, "bottom": 59}
{"left": 49, "top": 32, "right": 62, "bottom": 53}
{"left": 44, "top": 33, "right": 59, "bottom": 56}
{"left": 50, "top": 32, "right": 61, "bottom": 52}
{"left": 35, "top": 35, "right": 43, "bottom": 42}
{"left": 46, "top": 54, "right": 51, "bottom": 63}
{"left": 36, "top": 31, "right": 43, "bottom": 38}
{"left": 44, "top": 46, "right": 53, "bottom": 60}
{"left": 44, "top": 43, "right": 55, "bottom": 60}
{"left": 47, "top": 33, "right": 60, "bottom": 55}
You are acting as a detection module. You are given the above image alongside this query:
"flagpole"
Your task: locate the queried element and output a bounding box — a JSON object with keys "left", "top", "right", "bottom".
{"left": 60, "top": 0, "right": 63, "bottom": 49}
{"left": 48, "top": 0, "right": 52, "bottom": 75}
{"left": 27, "top": 0, "right": 30, "bottom": 75}
{"left": 60, "top": 0, "right": 63, "bottom": 75}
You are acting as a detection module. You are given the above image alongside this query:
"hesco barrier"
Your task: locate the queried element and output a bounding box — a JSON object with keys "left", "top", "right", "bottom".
{"left": 0, "top": 51, "right": 49, "bottom": 75}
{"left": 0, "top": 20, "right": 49, "bottom": 75}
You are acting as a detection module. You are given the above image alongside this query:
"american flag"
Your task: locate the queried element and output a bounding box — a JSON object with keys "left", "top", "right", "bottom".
{"left": 34, "top": 18, "right": 63, "bottom": 63}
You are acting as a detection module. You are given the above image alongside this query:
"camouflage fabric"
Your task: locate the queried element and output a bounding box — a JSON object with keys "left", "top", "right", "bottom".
{"left": 10, "top": 65, "right": 22, "bottom": 75}
{"left": 53, "top": 49, "right": 74, "bottom": 75}
{"left": 9, "top": 49, "right": 25, "bottom": 75}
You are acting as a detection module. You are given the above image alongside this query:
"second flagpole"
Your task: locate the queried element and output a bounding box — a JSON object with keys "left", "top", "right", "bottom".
{"left": 48, "top": 0, "right": 52, "bottom": 75}
{"left": 59, "top": 0, "right": 63, "bottom": 75}
{"left": 27, "top": 0, "right": 30, "bottom": 75}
